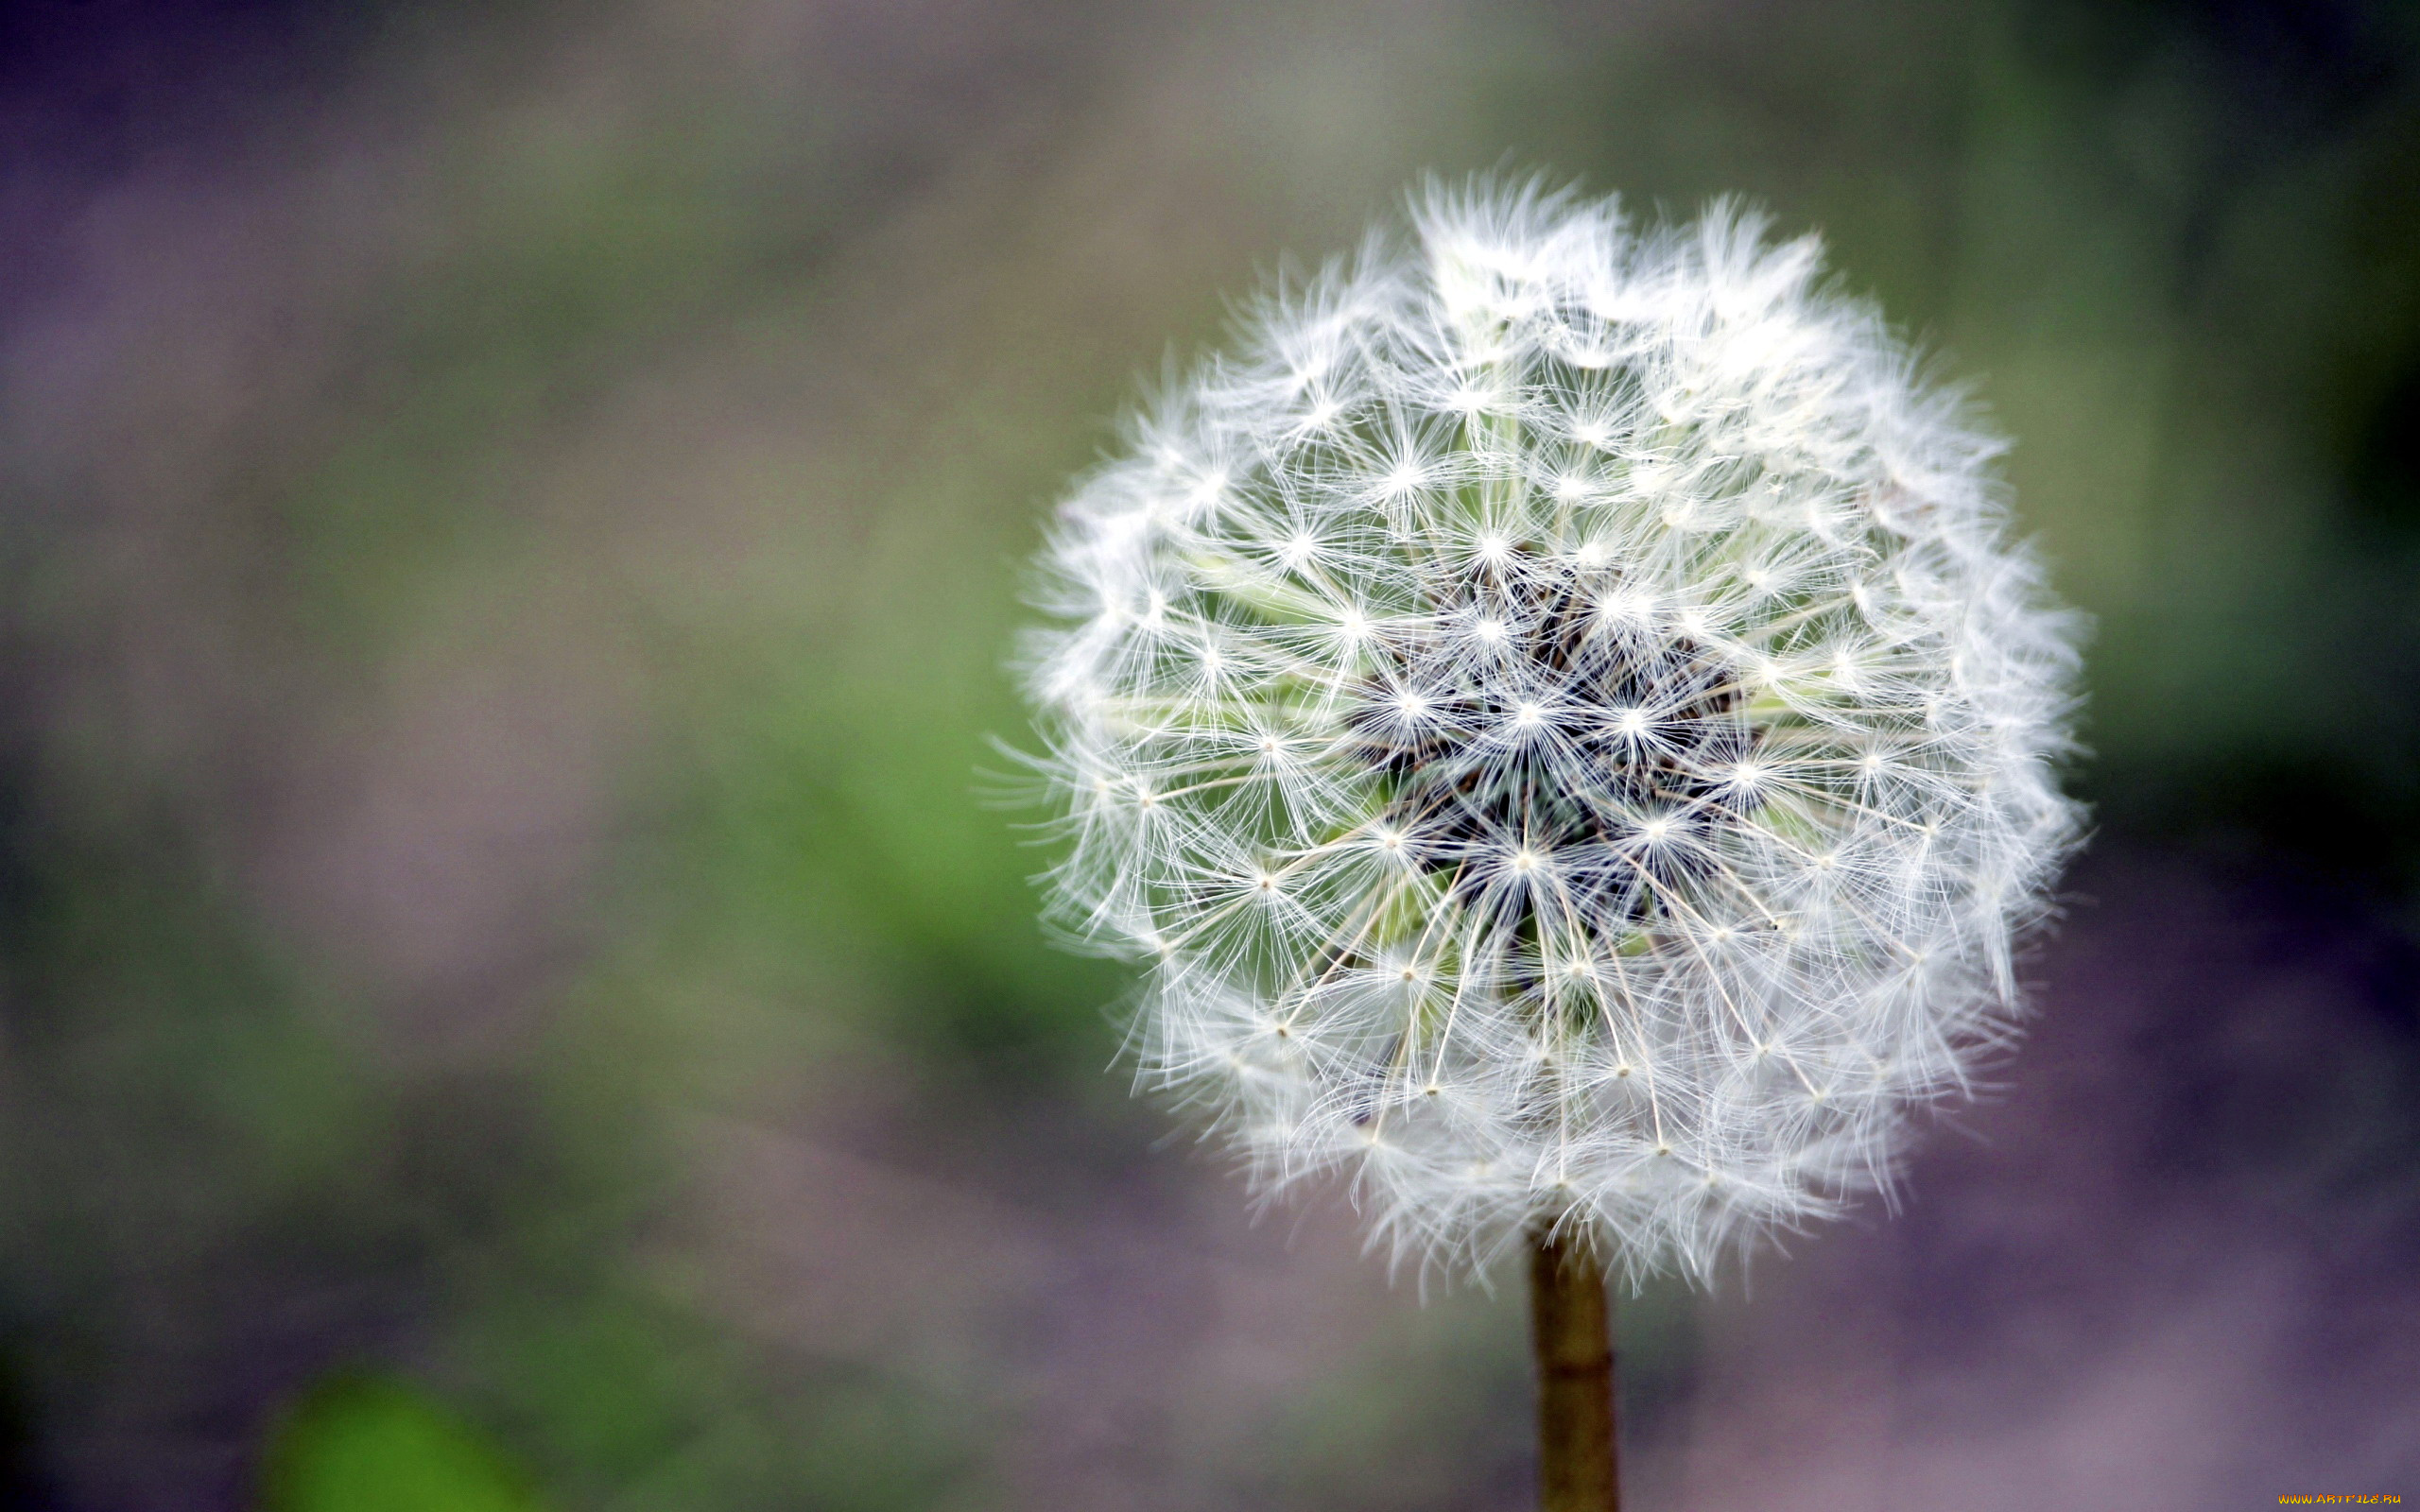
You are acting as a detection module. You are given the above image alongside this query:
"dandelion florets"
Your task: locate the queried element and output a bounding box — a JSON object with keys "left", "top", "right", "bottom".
{"left": 1017, "top": 179, "right": 2083, "bottom": 1284}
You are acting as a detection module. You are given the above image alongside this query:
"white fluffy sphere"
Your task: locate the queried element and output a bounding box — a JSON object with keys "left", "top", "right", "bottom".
{"left": 1019, "top": 180, "right": 2083, "bottom": 1281}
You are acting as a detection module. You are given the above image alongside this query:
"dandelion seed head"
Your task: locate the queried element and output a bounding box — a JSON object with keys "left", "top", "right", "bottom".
{"left": 1018, "top": 178, "right": 2083, "bottom": 1284}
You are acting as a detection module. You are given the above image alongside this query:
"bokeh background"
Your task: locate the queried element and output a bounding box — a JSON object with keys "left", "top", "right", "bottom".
{"left": 2, "top": 0, "right": 2416, "bottom": 1507}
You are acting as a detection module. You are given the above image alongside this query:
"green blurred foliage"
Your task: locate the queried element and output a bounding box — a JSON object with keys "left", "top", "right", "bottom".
{"left": 452, "top": 1294, "right": 971, "bottom": 1512}
{"left": 262, "top": 1375, "right": 539, "bottom": 1512}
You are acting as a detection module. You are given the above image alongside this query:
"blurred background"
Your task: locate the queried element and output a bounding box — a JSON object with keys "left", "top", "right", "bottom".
{"left": 1, "top": 0, "right": 2415, "bottom": 1506}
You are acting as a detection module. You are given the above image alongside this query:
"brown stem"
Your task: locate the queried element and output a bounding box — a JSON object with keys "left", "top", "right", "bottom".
{"left": 1529, "top": 1225, "right": 1619, "bottom": 1512}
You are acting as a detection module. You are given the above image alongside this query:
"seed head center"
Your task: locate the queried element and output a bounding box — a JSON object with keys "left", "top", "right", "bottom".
{"left": 1348, "top": 555, "right": 1757, "bottom": 921}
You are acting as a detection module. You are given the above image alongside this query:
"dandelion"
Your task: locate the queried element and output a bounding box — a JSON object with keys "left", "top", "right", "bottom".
{"left": 1014, "top": 178, "right": 2083, "bottom": 1509}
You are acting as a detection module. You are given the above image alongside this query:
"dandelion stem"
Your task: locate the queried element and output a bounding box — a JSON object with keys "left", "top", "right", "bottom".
{"left": 1529, "top": 1224, "right": 1619, "bottom": 1512}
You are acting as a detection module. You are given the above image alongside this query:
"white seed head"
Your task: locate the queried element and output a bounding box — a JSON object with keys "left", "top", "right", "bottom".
{"left": 1017, "top": 179, "right": 2083, "bottom": 1284}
